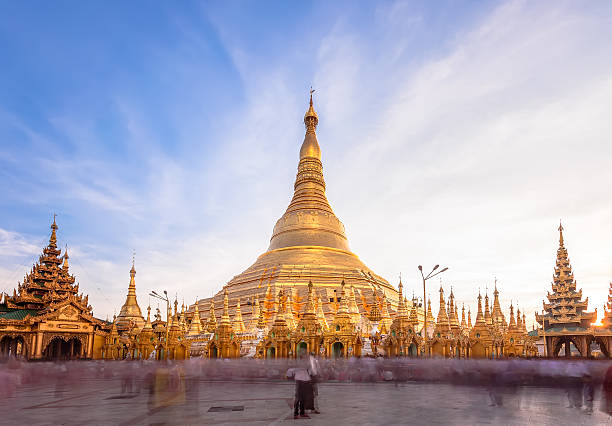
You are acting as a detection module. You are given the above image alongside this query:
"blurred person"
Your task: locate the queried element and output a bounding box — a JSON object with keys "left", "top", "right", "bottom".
{"left": 565, "top": 361, "right": 586, "bottom": 409}
{"left": 287, "top": 352, "right": 313, "bottom": 419}
{"left": 601, "top": 362, "right": 612, "bottom": 415}
{"left": 308, "top": 352, "right": 321, "bottom": 414}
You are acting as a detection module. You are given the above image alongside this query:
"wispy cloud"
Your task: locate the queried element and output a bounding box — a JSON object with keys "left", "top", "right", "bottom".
{"left": 1, "top": 1, "right": 611, "bottom": 327}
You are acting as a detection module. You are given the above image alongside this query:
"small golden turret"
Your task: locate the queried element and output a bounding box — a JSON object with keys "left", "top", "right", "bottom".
{"left": 188, "top": 301, "right": 202, "bottom": 335}
{"left": 206, "top": 300, "right": 217, "bottom": 332}
{"left": 62, "top": 246, "right": 69, "bottom": 270}
{"left": 233, "top": 299, "right": 246, "bottom": 333}
{"left": 115, "top": 260, "right": 144, "bottom": 330}
{"left": 484, "top": 293, "right": 492, "bottom": 326}
{"left": 220, "top": 289, "right": 231, "bottom": 326}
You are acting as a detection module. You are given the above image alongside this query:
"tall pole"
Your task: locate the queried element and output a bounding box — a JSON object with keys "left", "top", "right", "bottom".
{"left": 418, "top": 265, "right": 448, "bottom": 357}
{"left": 150, "top": 290, "right": 171, "bottom": 360}
{"left": 423, "top": 274, "right": 427, "bottom": 356}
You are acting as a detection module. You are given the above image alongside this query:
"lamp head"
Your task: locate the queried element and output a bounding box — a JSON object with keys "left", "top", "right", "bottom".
{"left": 440, "top": 267, "right": 449, "bottom": 273}
{"left": 433, "top": 265, "right": 439, "bottom": 271}
{"left": 418, "top": 265, "right": 423, "bottom": 271}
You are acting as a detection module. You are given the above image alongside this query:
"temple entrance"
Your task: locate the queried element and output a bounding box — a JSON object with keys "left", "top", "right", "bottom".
{"left": 266, "top": 346, "right": 276, "bottom": 358}
{"left": 210, "top": 345, "right": 218, "bottom": 359}
{"left": 471, "top": 342, "right": 486, "bottom": 358}
{"left": 553, "top": 337, "right": 582, "bottom": 357}
{"left": 297, "top": 342, "right": 307, "bottom": 356}
{"left": 43, "top": 337, "right": 82, "bottom": 360}
{"left": 0, "top": 336, "right": 26, "bottom": 357}
{"left": 332, "top": 342, "right": 344, "bottom": 358}
{"left": 408, "top": 343, "right": 418, "bottom": 357}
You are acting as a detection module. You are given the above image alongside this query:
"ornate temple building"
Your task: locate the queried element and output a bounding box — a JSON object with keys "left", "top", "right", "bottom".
{"left": 0, "top": 218, "right": 107, "bottom": 360}
{"left": 535, "top": 223, "right": 603, "bottom": 357}
{"left": 192, "top": 92, "right": 406, "bottom": 337}
{"left": 114, "top": 260, "right": 144, "bottom": 330}
{"left": 101, "top": 265, "right": 189, "bottom": 360}
{"left": 180, "top": 94, "right": 537, "bottom": 360}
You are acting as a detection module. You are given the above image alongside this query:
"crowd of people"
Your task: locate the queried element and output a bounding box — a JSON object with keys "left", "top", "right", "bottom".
{"left": 1, "top": 356, "right": 611, "bottom": 416}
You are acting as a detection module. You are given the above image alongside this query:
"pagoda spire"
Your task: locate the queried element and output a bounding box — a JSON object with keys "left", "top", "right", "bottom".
{"left": 484, "top": 292, "right": 492, "bottom": 326}
{"left": 434, "top": 286, "right": 451, "bottom": 336}
{"left": 491, "top": 280, "right": 506, "bottom": 327}
{"left": 142, "top": 306, "right": 153, "bottom": 331}
{"left": 206, "top": 300, "right": 217, "bottom": 332}
{"left": 475, "top": 292, "right": 485, "bottom": 326}
{"left": 461, "top": 304, "right": 467, "bottom": 329}
{"left": 508, "top": 302, "right": 516, "bottom": 330}
{"left": 268, "top": 90, "right": 350, "bottom": 252}
{"left": 233, "top": 299, "right": 246, "bottom": 333}
{"left": 188, "top": 300, "right": 202, "bottom": 335}
{"left": 49, "top": 214, "right": 58, "bottom": 248}
{"left": 220, "top": 288, "right": 231, "bottom": 325}
{"left": 63, "top": 245, "right": 69, "bottom": 270}
{"left": 396, "top": 278, "right": 408, "bottom": 318}
{"left": 437, "top": 286, "right": 449, "bottom": 325}
{"left": 468, "top": 308, "right": 472, "bottom": 328}
{"left": 115, "top": 260, "right": 144, "bottom": 330}
{"left": 408, "top": 298, "right": 419, "bottom": 328}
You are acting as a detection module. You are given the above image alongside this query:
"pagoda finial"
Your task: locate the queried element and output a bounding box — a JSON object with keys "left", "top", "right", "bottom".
{"left": 558, "top": 220, "right": 564, "bottom": 246}
{"left": 63, "top": 245, "right": 69, "bottom": 270}
{"left": 49, "top": 214, "right": 58, "bottom": 248}
{"left": 303, "top": 88, "right": 319, "bottom": 135}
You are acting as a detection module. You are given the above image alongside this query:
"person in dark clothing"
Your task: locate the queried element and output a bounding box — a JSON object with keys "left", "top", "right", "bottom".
{"left": 287, "top": 354, "right": 313, "bottom": 419}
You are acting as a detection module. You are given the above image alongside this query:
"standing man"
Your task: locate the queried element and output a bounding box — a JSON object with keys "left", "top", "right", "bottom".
{"left": 287, "top": 352, "right": 312, "bottom": 419}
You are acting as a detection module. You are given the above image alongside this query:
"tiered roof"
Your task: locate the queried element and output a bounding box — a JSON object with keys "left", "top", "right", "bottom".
{"left": 535, "top": 223, "right": 596, "bottom": 330}
{"left": 2, "top": 218, "right": 92, "bottom": 315}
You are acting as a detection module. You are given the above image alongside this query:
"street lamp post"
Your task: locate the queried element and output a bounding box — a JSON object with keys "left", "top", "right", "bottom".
{"left": 418, "top": 264, "right": 448, "bottom": 356}
{"left": 150, "top": 290, "right": 170, "bottom": 359}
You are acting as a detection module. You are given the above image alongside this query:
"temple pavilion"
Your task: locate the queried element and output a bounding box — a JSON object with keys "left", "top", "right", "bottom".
{"left": 0, "top": 218, "right": 107, "bottom": 360}
{"left": 535, "top": 223, "right": 603, "bottom": 357}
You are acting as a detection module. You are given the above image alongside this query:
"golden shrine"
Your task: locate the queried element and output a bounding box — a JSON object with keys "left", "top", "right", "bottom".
{"left": 192, "top": 92, "right": 403, "bottom": 338}
{"left": 183, "top": 94, "right": 538, "bottom": 360}
{"left": 101, "top": 264, "right": 189, "bottom": 360}
{"left": 0, "top": 218, "right": 107, "bottom": 360}
{"left": 535, "top": 223, "right": 608, "bottom": 357}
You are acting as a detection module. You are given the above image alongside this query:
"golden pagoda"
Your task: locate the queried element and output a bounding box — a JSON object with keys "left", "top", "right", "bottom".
{"left": 114, "top": 260, "right": 144, "bottom": 331}
{"left": 195, "top": 92, "right": 398, "bottom": 328}
{"left": 536, "top": 223, "right": 597, "bottom": 357}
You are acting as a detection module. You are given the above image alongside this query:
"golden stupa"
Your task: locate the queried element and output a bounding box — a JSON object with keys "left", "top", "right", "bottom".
{"left": 198, "top": 92, "right": 397, "bottom": 324}
{"left": 115, "top": 261, "right": 145, "bottom": 330}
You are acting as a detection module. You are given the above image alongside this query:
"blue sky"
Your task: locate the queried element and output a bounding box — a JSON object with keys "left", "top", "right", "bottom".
{"left": 1, "top": 1, "right": 611, "bottom": 325}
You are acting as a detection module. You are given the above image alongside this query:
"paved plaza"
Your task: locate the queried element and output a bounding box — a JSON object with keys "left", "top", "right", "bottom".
{"left": 1, "top": 375, "right": 609, "bottom": 425}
